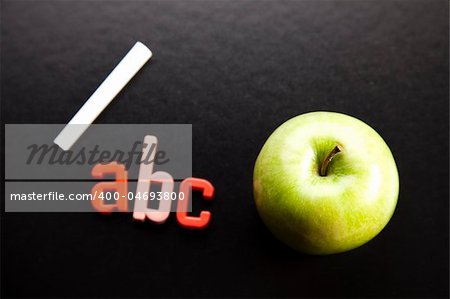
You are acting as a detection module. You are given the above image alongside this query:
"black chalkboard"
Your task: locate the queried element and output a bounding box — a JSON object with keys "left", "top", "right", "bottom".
{"left": 2, "top": 1, "right": 448, "bottom": 298}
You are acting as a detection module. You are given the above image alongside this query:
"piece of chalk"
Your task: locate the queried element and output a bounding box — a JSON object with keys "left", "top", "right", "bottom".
{"left": 54, "top": 41, "right": 152, "bottom": 151}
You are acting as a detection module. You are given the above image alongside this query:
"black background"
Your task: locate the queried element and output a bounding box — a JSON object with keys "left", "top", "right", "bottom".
{"left": 1, "top": 0, "right": 449, "bottom": 298}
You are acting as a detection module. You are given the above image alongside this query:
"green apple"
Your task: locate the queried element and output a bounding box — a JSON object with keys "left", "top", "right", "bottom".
{"left": 253, "top": 111, "right": 399, "bottom": 255}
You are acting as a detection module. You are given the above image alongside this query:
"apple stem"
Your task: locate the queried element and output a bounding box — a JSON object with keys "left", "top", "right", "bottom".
{"left": 320, "top": 145, "right": 343, "bottom": 176}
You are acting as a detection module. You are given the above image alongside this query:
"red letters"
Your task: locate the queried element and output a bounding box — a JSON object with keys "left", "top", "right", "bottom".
{"left": 176, "top": 178, "right": 215, "bottom": 229}
{"left": 90, "top": 162, "right": 215, "bottom": 228}
{"left": 91, "top": 162, "right": 128, "bottom": 214}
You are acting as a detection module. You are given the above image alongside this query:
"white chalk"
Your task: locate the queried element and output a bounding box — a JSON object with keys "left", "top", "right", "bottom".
{"left": 54, "top": 42, "right": 152, "bottom": 151}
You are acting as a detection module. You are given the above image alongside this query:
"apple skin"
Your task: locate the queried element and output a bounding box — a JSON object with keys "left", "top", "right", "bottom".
{"left": 253, "top": 111, "right": 399, "bottom": 255}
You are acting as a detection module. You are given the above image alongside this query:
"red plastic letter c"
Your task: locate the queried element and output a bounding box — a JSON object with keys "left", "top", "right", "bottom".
{"left": 176, "top": 178, "right": 214, "bottom": 229}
